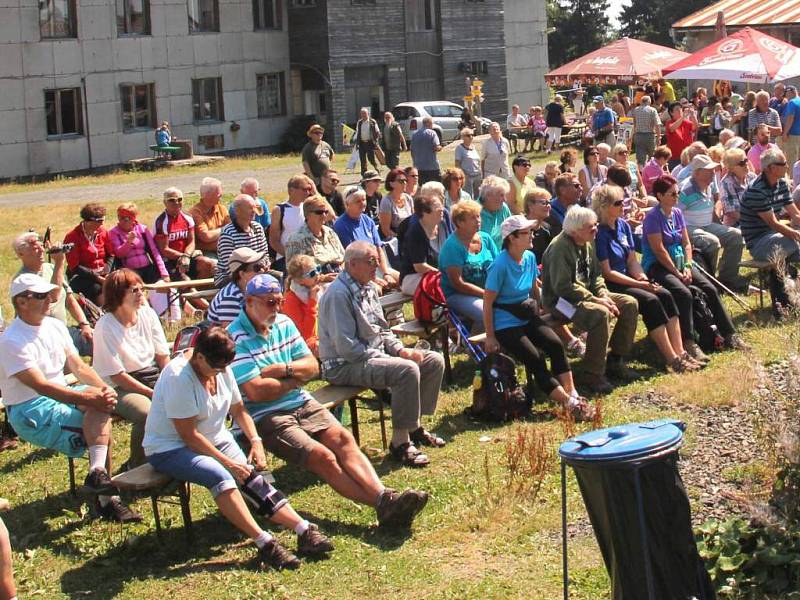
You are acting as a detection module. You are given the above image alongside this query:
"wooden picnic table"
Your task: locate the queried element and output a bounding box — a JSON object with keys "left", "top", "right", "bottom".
{"left": 145, "top": 278, "right": 215, "bottom": 292}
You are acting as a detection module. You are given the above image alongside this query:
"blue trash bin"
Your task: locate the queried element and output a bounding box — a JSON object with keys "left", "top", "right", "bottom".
{"left": 558, "top": 419, "right": 715, "bottom": 600}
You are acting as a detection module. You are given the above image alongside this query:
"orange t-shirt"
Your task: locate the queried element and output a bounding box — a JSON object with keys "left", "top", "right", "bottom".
{"left": 283, "top": 289, "right": 319, "bottom": 354}
{"left": 189, "top": 202, "right": 230, "bottom": 253}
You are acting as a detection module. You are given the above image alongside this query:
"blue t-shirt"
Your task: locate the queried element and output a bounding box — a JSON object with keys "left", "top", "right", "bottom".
{"left": 333, "top": 212, "right": 382, "bottom": 249}
{"left": 595, "top": 219, "right": 635, "bottom": 275}
{"left": 410, "top": 128, "right": 441, "bottom": 171}
{"left": 785, "top": 98, "right": 800, "bottom": 136}
{"left": 485, "top": 249, "right": 538, "bottom": 331}
{"left": 641, "top": 207, "right": 687, "bottom": 273}
{"left": 156, "top": 129, "right": 171, "bottom": 146}
{"left": 438, "top": 231, "right": 498, "bottom": 297}
{"left": 480, "top": 203, "right": 512, "bottom": 249}
{"left": 593, "top": 107, "right": 615, "bottom": 132}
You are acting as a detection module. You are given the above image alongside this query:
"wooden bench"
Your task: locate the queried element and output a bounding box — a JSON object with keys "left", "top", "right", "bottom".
{"left": 149, "top": 144, "right": 181, "bottom": 160}
{"left": 312, "top": 384, "right": 385, "bottom": 449}
{"left": 181, "top": 288, "right": 219, "bottom": 301}
{"left": 467, "top": 313, "right": 564, "bottom": 347}
{"left": 739, "top": 259, "right": 773, "bottom": 309}
{"left": 390, "top": 319, "right": 453, "bottom": 384}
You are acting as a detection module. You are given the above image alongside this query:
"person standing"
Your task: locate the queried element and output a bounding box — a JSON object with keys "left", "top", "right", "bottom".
{"left": 591, "top": 96, "right": 617, "bottom": 147}
{"left": 355, "top": 108, "right": 381, "bottom": 176}
{"left": 301, "top": 124, "right": 335, "bottom": 186}
{"left": 665, "top": 103, "right": 698, "bottom": 171}
{"left": 630, "top": 96, "right": 661, "bottom": 166}
{"left": 747, "top": 91, "right": 782, "bottom": 143}
{"left": 780, "top": 86, "right": 800, "bottom": 168}
{"left": 544, "top": 95, "right": 566, "bottom": 154}
{"left": 410, "top": 117, "right": 442, "bottom": 185}
{"left": 382, "top": 112, "right": 406, "bottom": 170}
{"left": 481, "top": 122, "right": 511, "bottom": 180}
{"left": 454, "top": 128, "right": 482, "bottom": 199}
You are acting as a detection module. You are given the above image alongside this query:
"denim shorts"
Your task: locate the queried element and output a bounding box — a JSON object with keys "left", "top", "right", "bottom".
{"left": 7, "top": 395, "right": 87, "bottom": 458}
{"left": 147, "top": 437, "right": 246, "bottom": 498}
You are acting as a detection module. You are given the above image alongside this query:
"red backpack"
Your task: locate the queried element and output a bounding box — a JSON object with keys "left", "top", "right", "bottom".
{"left": 413, "top": 271, "right": 448, "bottom": 323}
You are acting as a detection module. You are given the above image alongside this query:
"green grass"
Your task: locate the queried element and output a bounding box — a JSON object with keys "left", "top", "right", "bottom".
{"left": 0, "top": 148, "right": 791, "bottom": 599}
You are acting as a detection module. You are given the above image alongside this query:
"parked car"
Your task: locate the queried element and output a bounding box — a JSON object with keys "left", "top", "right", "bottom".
{"left": 391, "top": 101, "right": 491, "bottom": 144}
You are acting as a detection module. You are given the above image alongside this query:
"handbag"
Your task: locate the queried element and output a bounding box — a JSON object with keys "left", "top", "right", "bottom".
{"left": 128, "top": 363, "right": 161, "bottom": 389}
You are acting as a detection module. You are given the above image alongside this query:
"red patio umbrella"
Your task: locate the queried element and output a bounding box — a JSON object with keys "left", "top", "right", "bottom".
{"left": 545, "top": 38, "right": 690, "bottom": 87}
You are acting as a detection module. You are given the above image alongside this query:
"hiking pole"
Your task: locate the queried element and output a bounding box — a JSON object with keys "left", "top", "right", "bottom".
{"left": 692, "top": 262, "right": 751, "bottom": 311}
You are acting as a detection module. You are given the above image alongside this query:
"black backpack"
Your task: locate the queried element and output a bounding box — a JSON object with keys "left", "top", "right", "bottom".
{"left": 689, "top": 285, "right": 723, "bottom": 353}
{"left": 467, "top": 352, "right": 531, "bottom": 422}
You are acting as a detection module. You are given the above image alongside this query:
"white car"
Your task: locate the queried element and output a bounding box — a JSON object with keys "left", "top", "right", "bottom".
{"left": 391, "top": 101, "right": 491, "bottom": 144}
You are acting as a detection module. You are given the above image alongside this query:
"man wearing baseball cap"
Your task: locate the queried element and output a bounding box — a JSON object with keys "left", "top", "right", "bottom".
{"left": 0, "top": 274, "right": 140, "bottom": 521}
{"left": 301, "top": 124, "right": 334, "bottom": 185}
{"left": 678, "top": 154, "right": 746, "bottom": 292}
{"left": 229, "top": 273, "right": 429, "bottom": 529}
{"left": 207, "top": 247, "right": 267, "bottom": 326}
{"left": 591, "top": 96, "right": 617, "bottom": 147}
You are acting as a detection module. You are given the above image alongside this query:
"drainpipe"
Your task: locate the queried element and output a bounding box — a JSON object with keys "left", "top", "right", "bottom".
{"left": 81, "top": 77, "right": 93, "bottom": 169}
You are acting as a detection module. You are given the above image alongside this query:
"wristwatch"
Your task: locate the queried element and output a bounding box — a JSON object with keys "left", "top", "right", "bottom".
{"left": 285, "top": 363, "right": 294, "bottom": 379}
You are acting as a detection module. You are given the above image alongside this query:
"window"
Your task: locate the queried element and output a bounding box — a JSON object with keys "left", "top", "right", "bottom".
{"left": 188, "top": 0, "right": 219, "bottom": 32}
{"left": 198, "top": 134, "right": 224, "bottom": 150}
{"left": 253, "top": 0, "right": 281, "bottom": 29}
{"left": 407, "top": 0, "right": 435, "bottom": 31}
{"left": 392, "top": 106, "right": 418, "bottom": 120}
{"left": 351, "top": 0, "right": 375, "bottom": 4}
{"left": 256, "top": 72, "right": 286, "bottom": 118}
{"left": 40, "top": 0, "right": 77, "bottom": 38}
{"left": 470, "top": 61, "right": 488, "bottom": 75}
{"left": 121, "top": 83, "right": 156, "bottom": 131}
{"left": 45, "top": 88, "right": 83, "bottom": 136}
{"left": 117, "top": 0, "right": 150, "bottom": 34}
{"left": 423, "top": 0, "right": 434, "bottom": 30}
{"left": 291, "top": 0, "right": 315, "bottom": 6}
{"left": 192, "top": 78, "right": 224, "bottom": 122}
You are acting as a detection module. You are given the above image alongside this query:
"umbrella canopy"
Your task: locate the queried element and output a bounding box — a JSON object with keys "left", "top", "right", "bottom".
{"left": 545, "top": 38, "right": 690, "bottom": 87}
{"left": 663, "top": 27, "right": 800, "bottom": 83}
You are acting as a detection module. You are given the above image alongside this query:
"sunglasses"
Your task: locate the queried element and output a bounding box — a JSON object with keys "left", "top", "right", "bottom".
{"left": 24, "top": 291, "right": 51, "bottom": 300}
{"left": 617, "top": 150, "right": 629, "bottom": 155}
{"left": 202, "top": 353, "right": 231, "bottom": 371}
{"left": 770, "top": 162, "right": 788, "bottom": 167}
{"left": 302, "top": 266, "right": 322, "bottom": 279}
{"left": 166, "top": 197, "right": 183, "bottom": 203}
{"left": 572, "top": 182, "right": 582, "bottom": 188}
{"left": 736, "top": 159, "right": 749, "bottom": 167}
{"left": 86, "top": 217, "right": 105, "bottom": 223}
{"left": 612, "top": 200, "right": 624, "bottom": 207}
{"left": 259, "top": 297, "right": 284, "bottom": 308}
{"left": 588, "top": 151, "right": 599, "bottom": 156}
{"left": 311, "top": 209, "right": 330, "bottom": 216}
{"left": 518, "top": 163, "right": 531, "bottom": 168}
{"left": 396, "top": 178, "right": 407, "bottom": 184}
{"left": 408, "top": 174, "right": 419, "bottom": 179}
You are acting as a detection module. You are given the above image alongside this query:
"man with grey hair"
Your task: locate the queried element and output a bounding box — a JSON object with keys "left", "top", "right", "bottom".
{"left": 13, "top": 231, "right": 94, "bottom": 357}
{"left": 748, "top": 90, "right": 782, "bottom": 143}
{"left": 319, "top": 241, "right": 445, "bottom": 467}
{"left": 382, "top": 111, "right": 406, "bottom": 170}
{"left": 741, "top": 147, "right": 800, "bottom": 318}
{"left": 630, "top": 95, "right": 661, "bottom": 166}
{"left": 189, "top": 176, "right": 229, "bottom": 259}
{"left": 240, "top": 177, "right": 271, "bottom": 232}
{"left": 718, "top": 128, "right": 736, "bottom": 147}
{"left": 215, "top": 194, "right": 269, "bottom": 287}
{"left": 410, "top": 116, "right": 442, "bottom": 185}
{"left": 355, "top": 107, "right": 381, "bottom": 177}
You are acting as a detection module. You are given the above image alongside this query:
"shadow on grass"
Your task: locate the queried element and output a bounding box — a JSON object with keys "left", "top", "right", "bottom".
{"left": 0, "top": 446, "right": 59, "bottom": 475}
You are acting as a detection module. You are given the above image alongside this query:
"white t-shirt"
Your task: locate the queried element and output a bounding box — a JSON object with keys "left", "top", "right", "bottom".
{"left": 142, "top": 354, "right": 241, "bottom": 455}
{"left": 92, "top": 306, "right": 169, "bottom": 384}
{"left": 278, "top": 203, "right": 305, "bottom": 260}
{"left": 0, "top": 317, "right": 76, "bottom": 406}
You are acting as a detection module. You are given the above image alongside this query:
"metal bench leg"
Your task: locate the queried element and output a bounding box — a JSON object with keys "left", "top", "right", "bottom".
{"left": 439, "top": 325, "right": 453, "bottom": 384}
{"left": 348, "top": 397, "right": 360, "bottom": 447}
{"left": 759, "top": 268, "right": 766, "bottom": 309}
{"left": 68, "top": 457, "right": 76, "bottom": 496}
{"left": 151, "top": 494, "right": 163, "bottom": 541}
{"left": 377, "top": 401, "right": 387, "bottom": 451}
{"left": 178, "top": 482, "right": 193, "bottom": 542}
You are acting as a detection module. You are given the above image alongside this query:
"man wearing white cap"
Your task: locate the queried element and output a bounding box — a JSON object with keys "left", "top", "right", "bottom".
{"left": 679, "top": 154, "right": 746, "bottom": 290}
{"left": 0, "top": 274, "right": 140, "bottom": 521}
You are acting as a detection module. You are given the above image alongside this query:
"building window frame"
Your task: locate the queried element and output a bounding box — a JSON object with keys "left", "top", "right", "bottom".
{"left": 469, "top": 60, "right": 488, "bottom": 75}
{"left": 45, "top": 88, "right": 84, "bottom": 137}
{"left": 40, "top": 0, "right": 78, "bottom": 39}
{"left": 188, "top": 0, "right": 220, "bottom": 33}
{"left": 256, "top": 72, "right": 287, "bottom": 118}
{"left": 253, "top": 0, "right": 282, "bottom": 29}
{"left": 120, "top": 83, "right": 156, "bottom": 132}
{"left": 290, "top": 0, "right": 315, "bottom": 6}
{"left": 192, "top": 77, "right": 225, "bottom": 122}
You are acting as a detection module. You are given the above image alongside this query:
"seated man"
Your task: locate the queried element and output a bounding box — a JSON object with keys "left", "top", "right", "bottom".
{"left": 0, "top": 274, "right": 140, "bottom": 521}
{"left": 215, "top": 194, "right": 269, "bottom": 287}
{"left": 318, "top": 241, "right": 446, "bottom": 467}
{"left": 13, "top": 231, "right": 93, "bottom": 357}
{"left": 229, "top": 273, "right": 428, "bottom": 528}
{"left": 154, "top": 187, "right": 215, "bottom": 281}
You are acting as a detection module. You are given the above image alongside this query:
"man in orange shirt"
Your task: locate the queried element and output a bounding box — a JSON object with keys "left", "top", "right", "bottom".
{"left": 189, "top": 177, "right": 230, "bottom": 260}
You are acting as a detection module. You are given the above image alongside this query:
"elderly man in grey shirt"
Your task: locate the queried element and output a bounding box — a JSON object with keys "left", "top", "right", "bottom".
{"left": 318, "top": 241, "right": 445, "bottom": 468}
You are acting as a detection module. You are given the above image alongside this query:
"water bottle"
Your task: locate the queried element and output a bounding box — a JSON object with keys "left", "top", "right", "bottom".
{"left": 472, "top": 370, "right": 482, "bottom": 392}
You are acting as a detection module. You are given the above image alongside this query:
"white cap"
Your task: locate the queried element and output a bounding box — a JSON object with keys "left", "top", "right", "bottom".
{"left": 501, "top": 215, "right": 538, "bottom": 241}
{"left": 10, "top": 273, "right": 58, "bottom": 298}
{"left": 689, "top": 154, "right": 719, "bottom": 171}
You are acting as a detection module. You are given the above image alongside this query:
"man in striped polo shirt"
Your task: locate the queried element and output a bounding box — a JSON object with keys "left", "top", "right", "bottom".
{"left": 740, "top": 147, "right": 800, "bottom": 317}
{"left": 214, "top": 194, "right": 269, "bottom": 287}
{"left": 229, "top": 274, "right": 429, "bottom": 529}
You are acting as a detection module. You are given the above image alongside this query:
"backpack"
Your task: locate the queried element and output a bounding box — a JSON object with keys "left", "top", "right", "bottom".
{"left": 467, "top": 352, "right": 531, "bottom": 422}
{"left": 689, "top": 285, "right": 724, "bottom": 353}
{"left": 412, "top": 271, "right": 447, "bottom": 324}
{"left": 171, "top": 322, "right": 210, "bottom": 357}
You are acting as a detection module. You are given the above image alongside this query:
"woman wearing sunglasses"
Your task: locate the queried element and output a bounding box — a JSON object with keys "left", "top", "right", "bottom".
{"left": 109, "top": 203, "right": 170, "bottom": 285}
{"left": 284, "top": 195, "right": 344, "bottom": 282}
{"left": 592, "top": 186, "right": 700, "bottom": 373}
{"left": 207, "top": 248, "right": 268, "bottom": 327}
{"left": 63, "top": 202, "right": 115, "bottom": 305}
{"left": 719, "top": 147, "right": 755, "bottom": 227}
{"left": 284, "top": 255, "right": 322, "bottom": 356}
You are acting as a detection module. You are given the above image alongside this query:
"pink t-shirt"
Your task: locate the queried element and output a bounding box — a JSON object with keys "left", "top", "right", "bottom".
{"left": 747, "top": 142, "right": 778, "bottom": 173}
{"left": 642, "top": 158, "right": 667, "bottom": 194}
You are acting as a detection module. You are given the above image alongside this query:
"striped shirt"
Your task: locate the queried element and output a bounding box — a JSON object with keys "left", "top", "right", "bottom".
{"left": 214, "top": 221, "right": 268, "bottom": 287}
{"left": 228, "top": 312, "right": 313, "bottom": 422}
{"left": 678, "top": 178, "right": 714, "bottom": 229}
{"left": 719, "top": 172, "right": 756, "bottom": 215}
{"left": 739, "top": 173, "right": 792, "bottom": 248}
{"left": 747, "top": 107, "right": 781, "bottom": 142}
{"left": 207, "top": 281, "right": 244, "bottom": 325}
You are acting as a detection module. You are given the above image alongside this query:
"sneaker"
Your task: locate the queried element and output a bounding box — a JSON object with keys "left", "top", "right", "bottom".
{"left": 724, "top": 334, "right": 751, "bottom": 352}
{"left": 684, "top": 341, "right": 710, "bottom": 365}
{"left": 258, "top": 539, "right": 301, "bottom": 570}
{"left": 96, "top": 497, "right": 142, "bottom": 523}
{"left": 376, "top": 489, "right": 429, "bottom": 529}
{"left": 297, "top": 524, "right": 334, "bottom": 556}
{"left": 83, "top": 468, "right": 118, "bottom": 495}
{"left": 566, "top": 337, "right": 586, "bottom": 358}
{"left": 584, "top": 373, "right": 614, "bottom": 395}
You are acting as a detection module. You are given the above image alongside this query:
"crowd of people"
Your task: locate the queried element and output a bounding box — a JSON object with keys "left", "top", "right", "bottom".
{"left": 1, "top": 84, "right": 798, "bottom": 588}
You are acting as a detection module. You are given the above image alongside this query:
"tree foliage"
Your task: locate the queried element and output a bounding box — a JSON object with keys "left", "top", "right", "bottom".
{"left": 547, "top": 0, "right": 612, "bottom": 68}
{"left": 619, "top": 0, "right": 716, "bottom": 47}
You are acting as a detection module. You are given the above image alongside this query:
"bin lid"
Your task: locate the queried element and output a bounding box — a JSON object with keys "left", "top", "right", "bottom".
{"left": 558, "top": 419, "right": 685, "bottom": 464}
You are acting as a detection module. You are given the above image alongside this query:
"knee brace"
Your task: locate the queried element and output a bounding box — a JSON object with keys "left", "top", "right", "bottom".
{"left": 240, "top": 472, "right": 288, "bottom": 517}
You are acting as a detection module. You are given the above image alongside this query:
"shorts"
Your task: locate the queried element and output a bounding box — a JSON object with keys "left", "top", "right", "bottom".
{"left": 255, "top": 399, "right": 340, "bottom": 467}
{"left": 7, "top": 395, "right": 87, "bottom": 458}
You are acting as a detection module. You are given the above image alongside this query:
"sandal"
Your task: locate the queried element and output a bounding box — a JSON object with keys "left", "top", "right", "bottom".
{"left": 668, "top": 355, "right": 699, "bottom": 373}
{"left": 565, "top": 396, "right": 596, "bottom": 422}
{"left": 410, "top": 427, "right": 446, "bottom": 448}
{"left": 389, "top": 442, "right": 430, "bottom": 468}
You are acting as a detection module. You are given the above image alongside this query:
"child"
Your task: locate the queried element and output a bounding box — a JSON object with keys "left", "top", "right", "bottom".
{"left": 529, "top": 107, "right": 547, "bottom": 152}
{"left": 283, "top": 254, "right": 321, "bottom": 356}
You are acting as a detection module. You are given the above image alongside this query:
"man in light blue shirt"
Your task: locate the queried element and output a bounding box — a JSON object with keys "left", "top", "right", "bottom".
{"left": 410, "top": 116, "right": 442, "bottom": 185}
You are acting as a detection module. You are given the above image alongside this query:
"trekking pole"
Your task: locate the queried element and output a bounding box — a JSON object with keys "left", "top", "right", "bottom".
{"left": 692, "top": 262, "right": 752, "bottom": 311}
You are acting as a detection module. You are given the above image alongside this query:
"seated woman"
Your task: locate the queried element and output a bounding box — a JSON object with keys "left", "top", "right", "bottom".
{"left": 642, "top": 175, "right": 748, "bottom": 364}
{"left": 439, "top": 200, "right": 497, "bottom": 331}
{"left": 483, "top": 215, "right": 593, "bottom": 419}
{"left": 443, "top": 166, "right": 471, "bottom": 209}
{"left": 592, "top": 185, "right": 700, "bottom": 373}
{"left": 92, "top": 269, "right": 169, "bottom": 468}
{"left": 606, "top": 164, "right": 647, "bottom": 230}
{"left": 559, "top": 148, "right": 578, "bottom": 174}
{"left": 399, "top": 193, "right": 445, "bottom": 296}
{"left": 207, "top": 248, "right": 268, "bottom": 326}
{"left": 611, "top": 144, "right": 657, "bottom": 207}
{"left": 143, "top": 326, "right": 333, "bottom": 570}
{"left": 719, "top": 146, "right": 755, "bottom": 227}
{"left": 642, "top": 145, "right": 672, "bottom": 195}
{"left": 577, "top": 145, "right": 607, "bottom": 203}
{"left": 284, "top": 195, "right": 345, "bottom": 282}
{"left": 379, "top": 169, "right": 415, "bottom": 240}
{"left": 63, "top": 203, "right": 115, "bottom": 305}
{"left": 109, "top": 203, "right": 170, "bottom": 285}
{"left": 284, "top": 255, "right": 321, "bottom": 356}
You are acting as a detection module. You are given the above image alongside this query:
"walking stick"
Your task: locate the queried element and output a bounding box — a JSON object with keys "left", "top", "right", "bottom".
{"left": 692, "top": 262, "right": 751, "bottom": 311}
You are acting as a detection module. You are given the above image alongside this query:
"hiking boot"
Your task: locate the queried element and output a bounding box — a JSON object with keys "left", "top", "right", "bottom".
{"left": 723, "top": 334, "right": 750, "bottom": 352}
{"left": 96, "top": 497, "right": 142, "bottom": 523}
{"left": 584, "top": 373, "right": 613, "bottom": 395}
{"left": 605, "top": 354, "right": 638, "bottom": 381}
{"left": 258, "top": 539, "right": 301, "bottom": 570}
{"left": 297, "top": 524, "right": 334, "bottom": 556}
{"left": 684, "top": 341, "right": 710, "bottom": 365}
{"left": 83, "top": 468, "right": 118, "bottom": 495}
{"left": 376, "top": 489, "right": 429, "bottom": 529}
